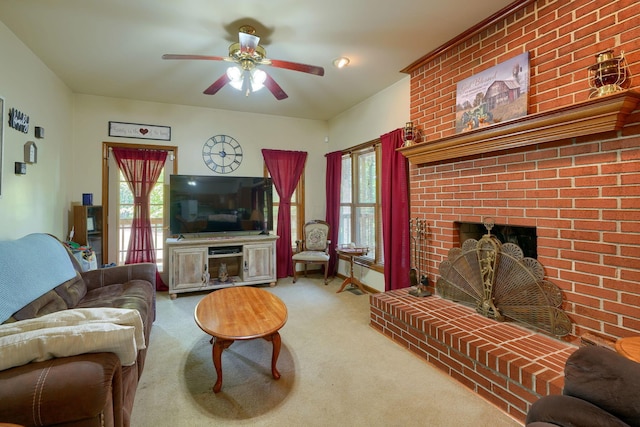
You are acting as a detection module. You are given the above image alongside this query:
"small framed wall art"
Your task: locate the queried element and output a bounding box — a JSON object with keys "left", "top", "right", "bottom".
{"left": 24, "top": 141, "right": 37, "bottom": 164}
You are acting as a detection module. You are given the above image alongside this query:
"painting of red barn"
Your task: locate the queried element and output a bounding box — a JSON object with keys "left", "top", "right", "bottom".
{"left": 455, "top": 52, "right": 529, "bottom": 134}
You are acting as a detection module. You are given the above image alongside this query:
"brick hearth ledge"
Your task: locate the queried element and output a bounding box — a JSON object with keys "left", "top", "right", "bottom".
{"left": 370, "top": 290, "right": 577, "bottom": 422}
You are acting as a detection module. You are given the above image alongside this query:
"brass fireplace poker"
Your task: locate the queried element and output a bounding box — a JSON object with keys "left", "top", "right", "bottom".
{"left": 409, "top": 218, "right": 431, "bottom": 297}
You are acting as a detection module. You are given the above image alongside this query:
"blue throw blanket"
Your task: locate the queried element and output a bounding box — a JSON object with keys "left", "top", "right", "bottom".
{"left": 0, "top": 234, "right": 77, "bottom": 323}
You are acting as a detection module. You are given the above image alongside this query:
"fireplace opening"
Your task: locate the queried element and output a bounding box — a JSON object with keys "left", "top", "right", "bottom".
{"left": 457, "top": 221, "right": 537, "bottom": 259}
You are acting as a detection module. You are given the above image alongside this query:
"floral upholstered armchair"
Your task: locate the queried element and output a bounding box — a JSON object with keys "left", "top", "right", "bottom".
{"left": 292, "top": 220, "right": 331, "bottom": 284}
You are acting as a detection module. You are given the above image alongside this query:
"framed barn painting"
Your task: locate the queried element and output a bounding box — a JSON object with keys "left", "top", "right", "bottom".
{"left": 455, "top": 52, "right": 530, "bottom": 134}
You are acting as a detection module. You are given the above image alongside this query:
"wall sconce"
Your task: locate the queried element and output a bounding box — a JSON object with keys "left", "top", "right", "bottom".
{"left": 403, "top": 121, "right": 418, "bottom": 146}
{"left": 587, "top": 49, "right": 631, "bottom": 98}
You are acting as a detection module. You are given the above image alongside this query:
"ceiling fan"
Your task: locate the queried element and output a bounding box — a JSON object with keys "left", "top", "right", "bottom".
{"left": 162, "top": 25, "right": 325, "bottom": 100}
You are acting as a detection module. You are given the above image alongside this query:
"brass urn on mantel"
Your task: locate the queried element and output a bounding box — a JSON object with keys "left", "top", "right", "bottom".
{"left": 398, "top": 90, "right": 640, "bottom": 165}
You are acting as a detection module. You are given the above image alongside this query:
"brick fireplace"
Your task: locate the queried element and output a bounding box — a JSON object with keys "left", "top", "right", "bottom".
{"left": 370, "top": 0, "right": 640, "bottom": 423}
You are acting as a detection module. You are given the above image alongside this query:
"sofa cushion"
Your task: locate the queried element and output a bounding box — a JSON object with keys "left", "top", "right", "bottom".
{"left": 6, "top": 289, "right": 68, "bottom": 322}
{"left": 77, "top": 280, "right": 154, "bottom": 335}
{"left": 526, "top": 394, "right": 631, "bottom": 427}
{"left": 4, "top": 273, "right": 88, "bottom": 323}
{"left": 563, "top": 346, "right": 640, "bottom": 427}
{"left": 54, "top": 272, "right": 88, "bottom": 308}
{"left": 0, "top": 308, "right": 145, "bottom": 370}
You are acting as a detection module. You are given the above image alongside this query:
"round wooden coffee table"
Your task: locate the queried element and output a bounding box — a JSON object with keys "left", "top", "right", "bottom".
{"left": 194, "top": 286, "right": 288, "bottom": 393}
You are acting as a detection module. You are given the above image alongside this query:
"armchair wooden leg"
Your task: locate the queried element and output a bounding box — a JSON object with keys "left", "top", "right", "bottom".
{"left": 293, "top": 262, "right": 298, "bottom": 283}
{"left": 323, "top": 263, "right": 328, "bottom": 285}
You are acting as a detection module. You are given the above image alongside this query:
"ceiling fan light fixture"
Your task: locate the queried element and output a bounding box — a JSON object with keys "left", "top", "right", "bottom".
{"left": 226, "top": 65, "right": 267, "bottom": 94}
{"left": 333, "top": 57, "right": 350, "bottom": 69}
{"left": 163, "top": 24, "right": 323, "bottom": 100}
{"left": 251, "top": 68, "right": 267, "bottom": 92}
{"left": 226, "top": 66, "right": 243, "bottom": 91}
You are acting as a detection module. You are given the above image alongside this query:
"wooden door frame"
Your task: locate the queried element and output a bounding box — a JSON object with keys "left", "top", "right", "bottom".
{"left": 101, "top": 142, "right": 179, "bottom": 264}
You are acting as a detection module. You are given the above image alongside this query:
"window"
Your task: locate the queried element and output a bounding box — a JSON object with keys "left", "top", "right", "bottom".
{"left": 267, "top": 167, "right": 305, "bottom": 248}
{"left": 339, "top": 142, "right": 383, "bottom": 265}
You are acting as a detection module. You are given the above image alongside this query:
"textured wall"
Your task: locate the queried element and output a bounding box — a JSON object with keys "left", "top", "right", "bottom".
{"left": 408, "top": 0, "right": 640, "bottom": 343}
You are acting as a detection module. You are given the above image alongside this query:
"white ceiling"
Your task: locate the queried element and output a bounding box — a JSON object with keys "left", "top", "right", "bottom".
{"left": 0, "top": 0, "right": 516, "bottom": 121}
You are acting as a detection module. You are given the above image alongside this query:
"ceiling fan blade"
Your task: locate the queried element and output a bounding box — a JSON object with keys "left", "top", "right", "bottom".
{"left": 203, "top": 73, "right": 231, "bottom": 95}
{"left": 162, "top": 54, "right": 227, "bottom": 61}
{"left": 239, "top": 32, "right": 260, "bottom": 55}
{"left": 268, "top": 59, "right": 325, "bottom": 76}
{"left": 263, "top": 73, "right": 288, "bottom": 100}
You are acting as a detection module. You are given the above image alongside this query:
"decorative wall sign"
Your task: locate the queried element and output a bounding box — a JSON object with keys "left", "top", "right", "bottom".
{"left": 455, "top": 52, "right": 529, "bottom": 134}
{"left": 108, "top": 121, "right": 171, "bottom": 141}
{"left": 8, "top": 108, "right": 30, "bottom": 133}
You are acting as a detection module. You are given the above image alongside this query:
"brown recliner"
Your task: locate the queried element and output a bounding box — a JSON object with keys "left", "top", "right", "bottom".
{"left": 526, "top": 345, "right": 640, "bottom": 427}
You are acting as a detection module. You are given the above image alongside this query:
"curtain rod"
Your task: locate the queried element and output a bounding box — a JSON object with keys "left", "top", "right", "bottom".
{"left": 340, "top": 138, "right": 380, "bottom": 156}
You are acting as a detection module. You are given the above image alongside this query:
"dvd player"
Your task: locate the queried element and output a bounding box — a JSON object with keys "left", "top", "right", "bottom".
{"left": 209, "top": 246, "right": 242, "bottom": 255}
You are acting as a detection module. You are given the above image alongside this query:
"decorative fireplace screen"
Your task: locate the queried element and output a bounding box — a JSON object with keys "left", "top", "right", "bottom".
{"left": 436, "top": 218, "right": 571, "bottom": 337}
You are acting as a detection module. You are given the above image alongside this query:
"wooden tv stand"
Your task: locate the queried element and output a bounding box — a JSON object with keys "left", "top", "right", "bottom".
{"left": 166, "top": 234, "right": 278, "bottom": 299}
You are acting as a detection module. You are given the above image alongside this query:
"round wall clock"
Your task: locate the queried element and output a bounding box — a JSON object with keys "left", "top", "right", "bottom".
{"left": 202, "top": 134, "right": 243, "bottom": 174}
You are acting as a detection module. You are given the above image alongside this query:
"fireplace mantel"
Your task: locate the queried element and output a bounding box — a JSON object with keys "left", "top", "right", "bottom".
{"left": 399, "top": 91, "right": 640, "bottom": 165}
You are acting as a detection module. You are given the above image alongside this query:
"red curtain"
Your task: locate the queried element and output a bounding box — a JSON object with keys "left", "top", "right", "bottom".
{"left": 381, "top": 129, "right": 411, "bottom": 291}
{"left": 262, "top": 149, "right": 308, "bottom": 278}
{"left": 112, "top": 147, "right": 168, "bottom": 290}
{"left": 325, "top": 151, "right": 342, "bottom": 276}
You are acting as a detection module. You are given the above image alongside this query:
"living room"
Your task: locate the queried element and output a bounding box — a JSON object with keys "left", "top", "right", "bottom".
{"left": 2, "top": 0, "right": 640, "bottom": 426}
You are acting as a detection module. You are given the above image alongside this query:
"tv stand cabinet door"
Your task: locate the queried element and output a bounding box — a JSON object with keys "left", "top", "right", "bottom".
{"left": 243, "top": 242, "right": 276, "bottom": 284}
{"left": 171, "top": 247, "right": 208, "bottom": 295}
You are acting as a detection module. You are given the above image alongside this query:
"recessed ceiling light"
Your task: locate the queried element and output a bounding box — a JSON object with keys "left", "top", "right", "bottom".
{"left": 333, "top": 57, "right": 350, "bottom": 69}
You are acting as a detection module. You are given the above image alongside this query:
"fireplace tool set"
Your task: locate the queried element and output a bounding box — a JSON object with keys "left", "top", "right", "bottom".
{"left": 409, "top": 218, "right": 431, "bottom": 297}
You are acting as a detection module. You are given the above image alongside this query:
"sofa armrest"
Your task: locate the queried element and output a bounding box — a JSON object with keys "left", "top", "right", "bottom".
{"left": 81, "top": 263, "right": 156, "bottom": 292}
{"left": 0, "top": 353, "right": 123, "bottom": 427}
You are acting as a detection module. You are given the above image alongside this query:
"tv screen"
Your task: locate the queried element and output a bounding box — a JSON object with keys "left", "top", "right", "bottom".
{"left": 169, "top": 175, "right": 274, "bottom": 236}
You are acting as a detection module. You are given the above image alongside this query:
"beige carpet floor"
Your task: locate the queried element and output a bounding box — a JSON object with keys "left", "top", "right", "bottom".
{"left": 131, "top": 277, "right": 522, "bottom": 427}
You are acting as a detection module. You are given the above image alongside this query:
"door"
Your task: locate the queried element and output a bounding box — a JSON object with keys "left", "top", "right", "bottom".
{"left": 103, "top": 142, "right": 177, "bottom": 270}
{"left": 243, "top": 242, "right": 276, "bottom": 282}
{"left": 171, "top": 246, "right": 208, "bottom": 291}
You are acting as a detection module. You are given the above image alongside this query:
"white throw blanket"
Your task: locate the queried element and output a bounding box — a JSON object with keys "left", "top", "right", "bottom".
{"left": 0, "top": 234, "right": 77, "bottom": 323}
{"left": 0, "top": 307, "right": 146, "bottom": 369}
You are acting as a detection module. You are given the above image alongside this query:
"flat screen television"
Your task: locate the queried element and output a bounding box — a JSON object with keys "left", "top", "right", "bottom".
{"left": 169, "top": 175, "right": 274, "bottom": 236}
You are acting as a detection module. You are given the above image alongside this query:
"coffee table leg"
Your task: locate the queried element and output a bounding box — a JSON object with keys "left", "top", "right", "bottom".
{"left": 212, "top": 338, "right": 233, "bottom": 393}
{"left": 263, "top": 332, "right": 282, "bottom": 380}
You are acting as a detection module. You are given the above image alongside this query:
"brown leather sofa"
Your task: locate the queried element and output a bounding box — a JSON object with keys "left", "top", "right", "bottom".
{"left": 0, "top": 234, "right": 156, "bottom": 427}
{"left": 526, "top": 345, "right": 640, "bottom": 427}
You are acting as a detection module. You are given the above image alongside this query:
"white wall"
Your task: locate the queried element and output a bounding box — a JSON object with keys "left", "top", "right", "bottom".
{"left": 72, "top": 94, "right": 328, "bottom": 222}
{"left": 327, "top": 77, "right": 410, "bottom": 291}
{"left": 0, "top": 21, "right": 74, "bottom": 240}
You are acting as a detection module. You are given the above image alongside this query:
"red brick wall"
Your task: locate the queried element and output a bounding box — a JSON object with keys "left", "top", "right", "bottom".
{"left": 409, "top": 0, "right": 640, "bottom": 344}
